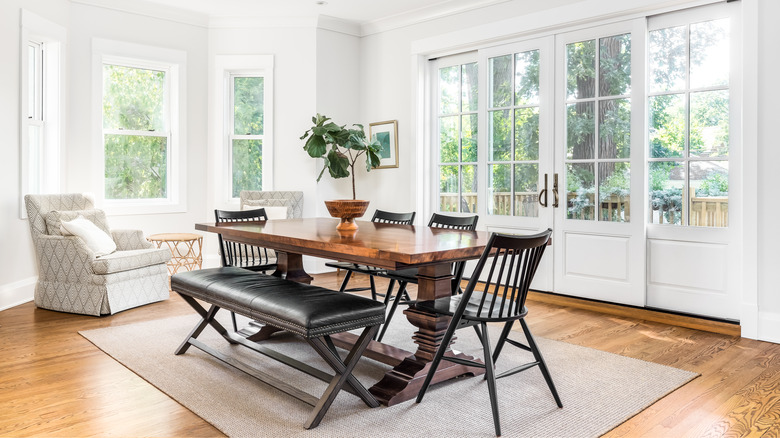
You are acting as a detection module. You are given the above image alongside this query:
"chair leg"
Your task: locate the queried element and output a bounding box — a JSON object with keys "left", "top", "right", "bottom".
{"left": 231, "top": 311, "right": 238, "bottom": 332}
{"left": 480, "top": 321, "right": 501, "bottom": 437}
{"left": 416, "top": 310, "right": 460, "bottom": 403}
{"left": 492, "top": 321, "right": 515, "bottom": 364}
{"left": 376, "top": 281, "right": 408, "bottom": 342}
{"left": 382, "top": 279, "right": 396, "bottom": 306}
{"left": 520, "top": 319, "right": 562, "bottom": 408}
{"left": 338, "top": 270, "right": 353, "bottom": 292}
{"left": 369, "top": 275, "right": 377, "bottom": 301}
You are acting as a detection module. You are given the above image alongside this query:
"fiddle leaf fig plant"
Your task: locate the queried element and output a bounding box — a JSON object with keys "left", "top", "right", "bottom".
{"left": 301, "top": 113, "right": 382, "bottom": 200}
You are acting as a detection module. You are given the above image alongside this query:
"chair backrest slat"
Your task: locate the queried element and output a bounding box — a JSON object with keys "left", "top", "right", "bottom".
{"left": 215, "top": 208, "right": 271, "bottom": 268}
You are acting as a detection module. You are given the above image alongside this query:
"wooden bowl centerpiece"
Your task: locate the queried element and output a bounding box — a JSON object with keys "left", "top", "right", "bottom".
{"left": 324, "top": 200, "right": 370, "bottom": 231}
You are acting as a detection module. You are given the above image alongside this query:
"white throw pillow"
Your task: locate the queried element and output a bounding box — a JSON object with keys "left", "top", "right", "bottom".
{"left": 60, "top": 215, "right": 117, "bottom": 256}
{"left": 242, "top": 205, "right": 288, "bottom": 220}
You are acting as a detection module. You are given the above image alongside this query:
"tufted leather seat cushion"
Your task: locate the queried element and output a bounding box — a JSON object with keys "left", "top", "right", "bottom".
{"left": 172, "top": 267, "right": 386, "bottom": 338}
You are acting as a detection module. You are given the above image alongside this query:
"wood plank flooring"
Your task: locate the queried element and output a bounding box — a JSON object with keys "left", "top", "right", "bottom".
{"left": 1, "top": 272, "right": 778, "bottom": 437}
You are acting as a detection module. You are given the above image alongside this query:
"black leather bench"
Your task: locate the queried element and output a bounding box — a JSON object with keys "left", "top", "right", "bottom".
{"left": 171, "top": 267, "right": 386, "bottom": 429}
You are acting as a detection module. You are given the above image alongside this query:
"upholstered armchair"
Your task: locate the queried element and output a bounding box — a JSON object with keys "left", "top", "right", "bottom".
{"left": 24, "top": 193, "right": 172, "bottom": 316}
{"left": 239, "top": 190, "right": 304, "bottom": 219}
{"left": 236, "top": 190, "right": 304, "bottom": 267}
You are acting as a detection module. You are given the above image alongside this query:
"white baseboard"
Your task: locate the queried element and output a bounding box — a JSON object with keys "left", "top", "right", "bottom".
{"left": 757, "top": 311, "right": 780, "bottom": 344}
{"left": 0, "top": 277, "right": 36, "bottom": 312}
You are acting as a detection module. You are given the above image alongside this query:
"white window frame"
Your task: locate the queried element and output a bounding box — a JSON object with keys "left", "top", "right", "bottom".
{"left": 19, "top": 10, "right": 66, "bottom": 219}
{"left": 91, "top": 38, "right": 187, "bottom": 215}
{"left": 212, "top": 55, "right": 274, "bottom": 207}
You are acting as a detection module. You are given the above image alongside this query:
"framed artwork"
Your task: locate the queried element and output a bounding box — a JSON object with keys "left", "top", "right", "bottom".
{"left": 369, "top": 120, "right": 398, "bottom": 169}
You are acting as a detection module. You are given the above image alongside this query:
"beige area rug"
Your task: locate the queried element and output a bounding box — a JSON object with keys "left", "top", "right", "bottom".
{"left": 80, "top": 313, "right": 697, "bottom": 438}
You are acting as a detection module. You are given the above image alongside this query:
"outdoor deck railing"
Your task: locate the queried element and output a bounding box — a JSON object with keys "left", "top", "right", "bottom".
{"left": 440, "top": 191, "right": 728, "bottom": 227}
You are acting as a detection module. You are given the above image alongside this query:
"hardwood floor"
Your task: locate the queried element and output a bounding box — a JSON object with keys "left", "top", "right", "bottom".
{"left": 1, "top": 272, "right": 778, "bottom": 437}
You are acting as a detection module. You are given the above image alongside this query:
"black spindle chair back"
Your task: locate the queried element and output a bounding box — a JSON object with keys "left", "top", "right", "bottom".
{"left": 324, "top": 209, "right": 416, "bottom": 303}
{"left": 375, "top": 213, "right": 479, "bottom": 341}
{"left": 371, "top": 209, "right": 416, "bottom": 225}
{"left": 415, "top": 228, "right": 560, "bottom": 437}
{"left": 462, "top": 230, "right": 550, "bottom": 321}
{"left": 214, "top": 208, "right": 277, "bottom": 332}
{"left": 215, "top": 208, "right": 276, "bottom": 271}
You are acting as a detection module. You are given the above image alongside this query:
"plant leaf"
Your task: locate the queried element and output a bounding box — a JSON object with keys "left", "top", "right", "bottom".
{"left": 326, "top": 149, "right": 350, "bottom": 179}
{"left": 304, "top": 135, "right": 327, "bottom": 158}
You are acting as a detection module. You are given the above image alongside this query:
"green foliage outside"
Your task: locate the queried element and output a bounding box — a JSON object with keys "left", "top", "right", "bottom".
{"left": 231, "top": 77, "right": 265, "bottom": 196}
{"left": 103, "top": 65, "right": 167, "bottom": 199}
{"left": 648, "top": 20, "right": 730, "bottom": 226}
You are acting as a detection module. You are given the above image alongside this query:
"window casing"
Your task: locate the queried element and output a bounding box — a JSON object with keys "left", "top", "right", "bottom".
{"left": 213, "top": 55, "right": 274, "bottom": 205}
{"left": 19, "top": 10, "right": 65, "bottom": 219}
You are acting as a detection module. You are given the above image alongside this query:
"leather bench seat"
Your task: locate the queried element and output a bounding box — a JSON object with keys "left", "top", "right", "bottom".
{"left": 172, "top": 267, "right": 386, "bottom": 339}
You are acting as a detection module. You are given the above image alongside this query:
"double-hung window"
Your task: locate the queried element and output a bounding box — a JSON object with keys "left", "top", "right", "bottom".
{"left": 229, "top": 75, "right": 265, "bottom": 197}
{"left": 93, "top": 39, "right": 186, "bottom": 214}
{"left": 102, "top": 60, "right": 170, "bottom": 200}
{"left": 214, "top": 55, "right": 273, "bottom": 204}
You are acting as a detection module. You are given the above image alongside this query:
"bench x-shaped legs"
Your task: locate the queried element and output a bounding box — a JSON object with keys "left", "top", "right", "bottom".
{"left": 174, "top": 292, "right": 380, "bottom": 429}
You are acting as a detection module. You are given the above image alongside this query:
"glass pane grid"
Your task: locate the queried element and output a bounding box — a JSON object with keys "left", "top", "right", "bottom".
{"left": 565, "top": 33, "right": 633, "bottom": 223}
{"left": 647, "top": 19, "right": 730, "bottom": 228}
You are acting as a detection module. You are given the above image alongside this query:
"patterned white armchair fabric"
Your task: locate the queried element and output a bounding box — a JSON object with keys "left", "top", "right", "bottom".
{"left": 25, "top": 193, "right": 172, "bottom": 316}
{"left": 236, "top": 191, "right": 304, "bottom": 265}
{"left": 239, "top": 190, "right": 304, "bottom": 219}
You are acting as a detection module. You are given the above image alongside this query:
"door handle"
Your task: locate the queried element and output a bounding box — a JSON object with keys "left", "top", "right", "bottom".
{"left": 553, "top": 173, "right": 560, "bottom": 208}
{"left": 539, "top": 174, "right": 548, "bottom": 207}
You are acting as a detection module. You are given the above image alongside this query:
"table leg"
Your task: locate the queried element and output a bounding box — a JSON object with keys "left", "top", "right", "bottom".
{"left": 245, "top": 251, "right": 312, "bottom": 341}
{"left": 367, "top": 263, "right": 485, "bottom": 406}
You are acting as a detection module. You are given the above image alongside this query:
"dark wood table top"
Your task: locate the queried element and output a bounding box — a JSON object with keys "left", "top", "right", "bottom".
{"left": 196, "top": 217, "right": 490, "bottom": 270}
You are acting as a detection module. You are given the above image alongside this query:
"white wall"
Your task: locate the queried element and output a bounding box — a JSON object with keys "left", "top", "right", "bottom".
{"left": 0, "top": 0, "right": 70, "bottom": 311}
{"left": 207, "top": 23, "right": 325, "bottom": 271}
{"left": 756, "top": 0, "right": 780, "bottom": 342}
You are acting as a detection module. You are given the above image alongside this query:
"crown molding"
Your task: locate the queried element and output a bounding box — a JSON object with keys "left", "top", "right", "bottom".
{"left": 208, "top": 15, "right": 318, "bottom": 29}
{"left": 359, "top": 0, "right": 511, "bottom": 37}
{"left": 71, "top": 0, "right": 210, "bottom": 27}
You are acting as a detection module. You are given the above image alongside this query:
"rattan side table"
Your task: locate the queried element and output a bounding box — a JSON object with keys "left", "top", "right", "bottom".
{"left": 147, "top": 233, "right": 203, "bottom": 280}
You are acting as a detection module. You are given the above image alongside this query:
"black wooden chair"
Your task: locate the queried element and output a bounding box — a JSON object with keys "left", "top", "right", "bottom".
{"left": 415, "top": 229, "right": 560, "bottom": 437}
{"left": 214, "top": 208, "right": 276, "bottom": 331}
{"left": 375, "top": 213, "right": 479, "bottom": 341}
{"left": 325, "top": 209, "right": 415, "bottom": 303}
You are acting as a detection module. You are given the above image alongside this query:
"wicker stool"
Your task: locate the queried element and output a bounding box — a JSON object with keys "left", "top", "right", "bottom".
{"left": 147, "top": 233, "right": 203, "bottom": 281}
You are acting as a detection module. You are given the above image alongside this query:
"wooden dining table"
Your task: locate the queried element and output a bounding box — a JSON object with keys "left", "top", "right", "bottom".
{"left": 195, "top": 217, "right": 491, "bottom": 406}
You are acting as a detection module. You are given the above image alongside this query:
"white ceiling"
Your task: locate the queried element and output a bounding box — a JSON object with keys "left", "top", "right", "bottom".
{"left": 77, "top": 0, "right": 511, "bottom": 26}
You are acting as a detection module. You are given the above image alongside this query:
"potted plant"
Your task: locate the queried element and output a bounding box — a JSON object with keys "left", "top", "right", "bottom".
{"left": 301, "top": 114, "right": 382, "bottom": 231}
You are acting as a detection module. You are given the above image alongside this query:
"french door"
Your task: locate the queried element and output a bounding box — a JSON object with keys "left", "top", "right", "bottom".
{"left": 435, "top": 20, "right": 646, "bottom": 305}
{"left": 431, "top": 5, "right": 740, "bottom": 320}
{"left": 551, "top": 21, "right": 646, "bottom": 306}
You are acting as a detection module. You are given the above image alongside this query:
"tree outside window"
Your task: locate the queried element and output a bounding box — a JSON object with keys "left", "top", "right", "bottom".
{"left": 230, "top": 76, "right": 264, "bottom": 198}
{"left": 102, "top": 63, "right": 168, "bottom": 200}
